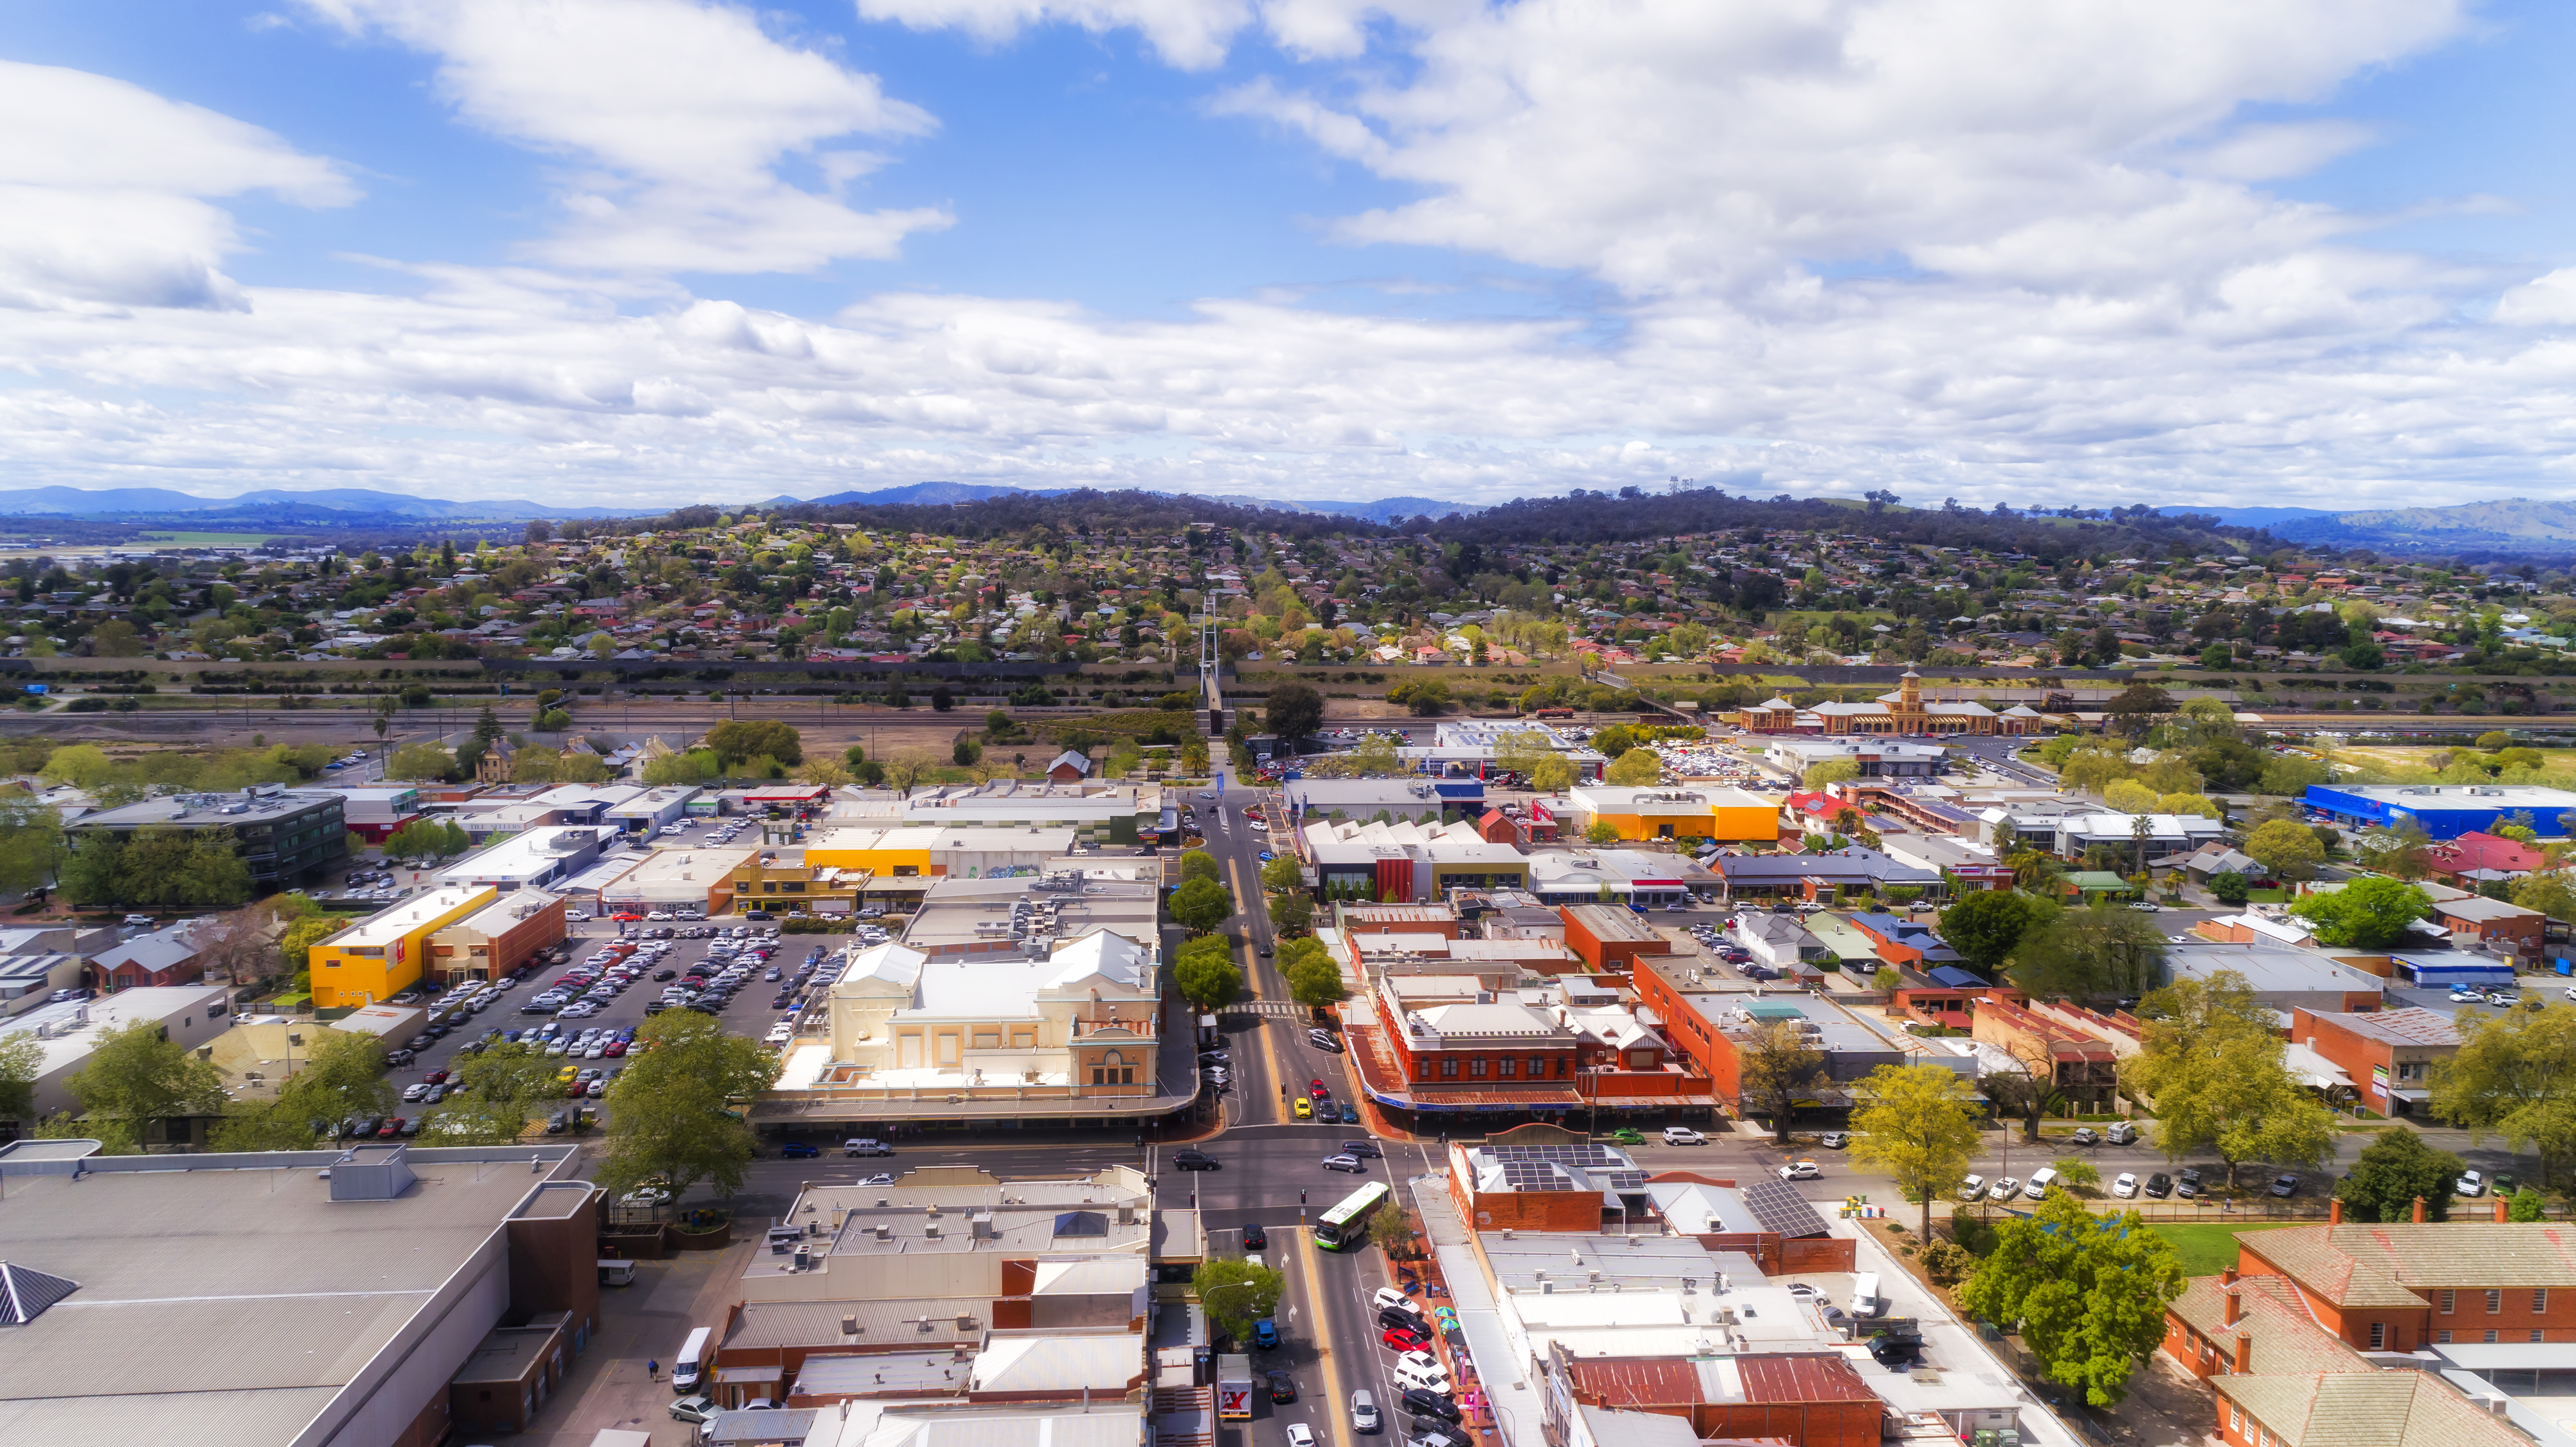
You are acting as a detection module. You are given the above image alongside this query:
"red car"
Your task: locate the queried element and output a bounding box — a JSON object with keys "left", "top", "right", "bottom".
{"left": 1381, "top": 1326, "right": 1429, "bottom": 1351}
{"left": 1309, "top": 1080, "right": 1328, "bottom": 1099}
{"left": 375, "top": 1117, "right": 404, "bottom": 1138}
{"left": 422, "top": 1069, "right": 448, "bottom": 1085}
{"left": 605, "top": 1041, "right": 628, "bottom": 1057}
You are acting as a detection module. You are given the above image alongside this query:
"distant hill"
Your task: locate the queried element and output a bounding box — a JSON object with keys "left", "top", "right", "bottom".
{"left": 2162, "top": 499, "right": 2576, "bottom": 559}
{"left": 0, "top": 485, "right": 643, "bottom": 520}
{"left": 761, "top": 482, "right": 1479, "bottom": 523}
{"left": 2165, "top": 506, "right": 2333, "bottom": 529}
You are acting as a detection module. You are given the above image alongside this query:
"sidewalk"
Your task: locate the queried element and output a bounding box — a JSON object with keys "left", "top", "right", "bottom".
{"left": 1408, "top": 1172, "right": 1543, "bottom": 1447}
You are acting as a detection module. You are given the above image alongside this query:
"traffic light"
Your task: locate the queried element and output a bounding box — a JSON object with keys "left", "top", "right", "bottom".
{"left": 1300, "top": 1191, "right": 1308, "bottom": 1205}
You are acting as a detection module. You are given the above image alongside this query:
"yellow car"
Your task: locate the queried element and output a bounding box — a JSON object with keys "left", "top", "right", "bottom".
{"left": 1293, "top": 1097, "right": 1313, "bottom": 1120}
{"left": 556, "top": 1065, "right": 580, "bottom": 1083}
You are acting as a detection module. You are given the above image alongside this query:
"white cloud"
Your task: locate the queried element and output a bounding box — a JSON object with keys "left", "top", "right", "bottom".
{"left": 0, "top": 62, "right": 353, "bottom": 313}
{"left": 301, "top": 0, "right": 949, "bottom": 272}
{"left": 10, "top": 3, "right": 2576, "bottom": 516}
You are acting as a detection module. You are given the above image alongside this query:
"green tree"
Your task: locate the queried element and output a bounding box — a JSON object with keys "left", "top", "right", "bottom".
{"left": 0, "top": 1029, "right": 40, "bottom": 1126}
{"left": 1283, "top": 946, "right": 1348, "bottom": 1010}
{"left": 642, "top": 751, "right": 720, "bottom": 786}
{"left": 0, "top": 795, "right": 64, "bottom": 898}
{"left": 1180, "top": 849, "right": 1222, "bottom": 884}
{"left": 1603, "top": 747, "right": 1663, "bottom": 786}
{"left": 1268, "top": 890, "right": 1314, "bottom": 937}
{"left": 1170, "top": 877, "right": 1235, "bottom": 935}
{"left": 1266, "top": 682, "right": 1324, "bottom": 743}
{"left": 2510, "top": 1186, "right": 2548, "bottom": 1222}
{"left": 1172, "top": 936, "right": 1245, "bottom": 1010}
{"left": 1737, "top": 1019, "right": 1827, "bottom": 1146}
{"left": 2049, "top": 1156, "right": 2103, "bottom": 1193}
{"left": 1849, "top": 1063, "right": 1983, "bottom": 1238}
{"left": 2430, "top": 1002, "right": 2576, "bottom": 1190}
{"left": 1583, "top": 820, "right": 1621, "bottom": 846}
{"left": 63, "top": 1017, "right": 225, "bottom": 1150}
{"left": 2332, "top": 1127, "right": 2464, "bottom": 1223}
{"left": 1955, "top": 1193, "right": 2184, "bottom": 1406}
{"left": 2207, "top": 871, "right": 2250, "bottom": 907}
{"left": 1260, "top": 856, "right": 1303, "bottom": 893}
{"left": 2289, "top": 876, "right": 2431, "bottom": 949}
{"left": 2009, "top": 901, "right": 2164, "bottom": 1003}
{"left": 2124, "top": 969, "right": 2330, "bottom": 1189}
{"left": 279, "top": 915, "right": 341, "bottom": 990}
{"left": 951, "top": 737, "right": 981, "bottom": 767}
{"left": 386, "top": 742, "right": 457, "bottom": 781}
{"left": 426, "top": 1040, "right": 567, "bottom": 1144}
{"left": 2511, "top": 872, "right": 2576, "bottom": 924}
{"left": 1527, "top": 753, "right": 1576, "bottom": 792}
{"left": 704, "top": 719, "right": 805, "bottom": 767}
{"left": 1801, "top": 758, "right": 1860, "bottom": 790}
{"left": 1939, "top": 889, "right": 2051, "bottom": 974}
{"left": 1193, "top": 1257, "right": 1285, "bottom": 1343}
{"left": 89, "top": 619, "right": 147, "bottom": 657}
{"left": 2197, "top": 642, "right": 2232, "bottom": 670}
{"left": 594, "top": 1010, "right": 782, "bottom": 1201}
{"left": 2243, "top": 818, "right": 2326, "bottom": 881}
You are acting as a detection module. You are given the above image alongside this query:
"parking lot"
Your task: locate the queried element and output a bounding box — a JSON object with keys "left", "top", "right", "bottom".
{"left": 351, "top": 905, "right": 891, "bottom": 1141}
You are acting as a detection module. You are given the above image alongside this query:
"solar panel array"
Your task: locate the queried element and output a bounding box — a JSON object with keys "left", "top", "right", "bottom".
{"left": 1738, "top": 1175, "right": 1834, "bottom": 1239}
{"left": 1485, "top": 1144, "right": 1652, "bottom": 1195}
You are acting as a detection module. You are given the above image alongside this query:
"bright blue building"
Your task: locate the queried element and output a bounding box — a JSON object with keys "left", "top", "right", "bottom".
{"left": 2302, "top": 783, "right": 2576, "bottom": 841}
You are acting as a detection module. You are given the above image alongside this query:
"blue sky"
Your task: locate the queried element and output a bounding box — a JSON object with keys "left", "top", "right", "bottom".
{"left": 3, "top": 1, "right": 2574, "bottom": 511}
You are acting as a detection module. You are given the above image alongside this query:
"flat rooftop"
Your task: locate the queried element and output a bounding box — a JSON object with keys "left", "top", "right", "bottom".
{"left": 0, "top": 1146, "right": 582, "bottom": 1447}
{"left": 78, "top": 789, "right": 337, "bottom": 827}
{"left": 329, "top": 886, "right": 492, "bottom": 947}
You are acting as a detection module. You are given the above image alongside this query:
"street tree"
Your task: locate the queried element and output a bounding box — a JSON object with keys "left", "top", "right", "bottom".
{"left": 1268, "top": 889, "right": 1314, "bottom": 937}
{"left": 1193, "top": 1258, "right": 1286, "bottom": 1342}
{"left": 1173, "top": 936, "right": 1245, "bottom": 1011}
{"left": 1955, "top": 1193, "right": 2184, "bottom": 1406}
{"left": 425, "top": 1041, "right": 567, "bottom": 1144}
{"left": 2333, "top": 1128, "right": 2464, "bottom": 1223}
{"left": 1170, "top": 877, "right": 1235, "bottom": 934}
{"left": 1979, "top": 1036, "right": 2063, "bottom": 1144}
{"left": 1939, "top": 889, "right": 2053, "bottom": 974}
{"left": 188, "top": 902, "right": 283, "bottom": 987}
{"left": 2125, "top": 968, "right": 2327, "bottom": 1188}
{"left": 1181, "top": 849, "right": 1222, "bottom": 884}
{"left": 595, "top": 1011, "right": 782, "bottom": 1201}
{"left": 1849, "top": 1063, "right": 1983, "bottom": 1238}
{"left": 1260, "top": 855, "right": 1303, "bottom": 892}
{"left": 2512, "top": 872, "right": 2576, "bottom": 925}
{"left": 2009, "top": 901, "right": 2166, "bottom": 1003}
{"left": 2430, "top": 1001, "right": 2576, "bottom": 1189}
{"left": 2049, "top": 1156, "right": 2102, "bottom": 1193}
{"left": 0, "top": 795, "right": 64, "bottom": 899}
{"left": 2243, "top": 818, "right": 2326, "bottom": 881}
{"left": 386, "top": 743, "right": 458, "bottom": 781}
{"left": 280, "top": 915, "right": 341, "bottom": 990}
{"left": 1527, "top": 753, "right": 1575, "bottom": 792}
{"left": 60, "top": 1017, "right": 226, "bottom": 1151}
{"left": 2289, "top": 876, "right": 2431, "bottom": 949}
{"left": 1737, "top": 1020, "right": 1827, "bottom": 1146}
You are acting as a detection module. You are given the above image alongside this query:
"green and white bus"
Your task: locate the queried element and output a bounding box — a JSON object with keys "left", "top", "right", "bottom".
{"left": 1315, "top": 1181, "right": 1391, "bottom": 1251}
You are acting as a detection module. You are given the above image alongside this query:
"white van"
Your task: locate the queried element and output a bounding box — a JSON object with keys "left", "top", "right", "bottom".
{"left": 1850, "top": 1272, "right": 1884, "bottom": 1320}
{"left": 2105, "top": 1121, "right": 2139, "bottom": 1146}
{"left": 2023, "top": 1167, "right": 2058, "bottom": 1200}
{"left": 672, "top": 1325, "right": 712, "bottom": 1392}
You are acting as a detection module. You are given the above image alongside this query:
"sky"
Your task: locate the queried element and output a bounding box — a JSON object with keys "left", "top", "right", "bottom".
{"left": 4, "top": 0, "right": 2576, "bottom": 514}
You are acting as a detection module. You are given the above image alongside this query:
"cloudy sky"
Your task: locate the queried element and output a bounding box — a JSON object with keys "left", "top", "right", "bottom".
{"left": 5, "top": 0, "right": 2575, "bottom": 513}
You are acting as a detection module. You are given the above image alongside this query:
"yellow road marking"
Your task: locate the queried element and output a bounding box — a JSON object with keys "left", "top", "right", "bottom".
{"left": 1295, "top": 1222, "right": 1350, "bottom": 1437}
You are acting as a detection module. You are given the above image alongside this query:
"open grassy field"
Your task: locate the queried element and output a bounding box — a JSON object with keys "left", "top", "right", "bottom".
{"left": 2340, "top": 744, "right": 2576, "bottom": 769}
{"left": 2146, "top": 1221, "right": 2300, "bottom": 1276}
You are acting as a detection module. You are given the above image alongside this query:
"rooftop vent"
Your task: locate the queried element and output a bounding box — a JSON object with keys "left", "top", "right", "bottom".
{"left": 0, "top": 1262, "right": 80, "bottom": 1325}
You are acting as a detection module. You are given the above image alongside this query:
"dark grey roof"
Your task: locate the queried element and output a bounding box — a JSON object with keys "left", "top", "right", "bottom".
{"left": 1736, "top": 1177, "right": 1833, "bottom": 1240}
{"left": 1715, "top": 849, "right": 1939, "bottom": 885}
{"left": 1054, "top": 1210, "right": 1108, "bottom": 1237}
{"left": 0, "top": 1261, "right": 79, "bottom": 1324}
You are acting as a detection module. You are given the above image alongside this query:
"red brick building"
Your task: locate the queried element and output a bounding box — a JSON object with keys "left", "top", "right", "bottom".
{"left": 1560, "top": 903, "right": 1664, "bottom": 972}
{"left": 429, "top": 891, "right": 570, "bottom": 984}
{"left": 2287, "top": 1007, "right": 2459, "bottom": 1119}
{"left": 2234, "top": 1212, "right": 2576, "bottom": 1353}
{"left": 2430, "top": 897, "right": 2547, "bottom": 958}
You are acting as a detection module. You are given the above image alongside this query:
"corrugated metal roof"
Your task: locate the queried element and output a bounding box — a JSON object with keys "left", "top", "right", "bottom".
{"left": 1564, "top": 1356, "right": 1698, "bottom": 1407}
{"left": 725, "top": 1298, "right": 987, "bottom": 1350}
{"left": 1733, "top": 1352, "right": 1879, "bottom": 1404}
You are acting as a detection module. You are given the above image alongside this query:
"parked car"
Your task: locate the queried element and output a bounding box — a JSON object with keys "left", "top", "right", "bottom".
{"left": 2175, "top": 1168, "right": 2204, "bottom": 1199}
{"left": 1986, "top": 1177, "right": 2021, "bottom": 1201}
{"left": 1382, "top": 1326, "right": 1430, "bottom": 1351}
{"left": 780, "top": 1141, "right": 821, "bottom": 1159}
{"left": 1817, "top": 1131, "right": 1849, "bottom": 1149}
{"left": 2268, "top": 1174, "right": 2301, "bottom": 1198}
{"left": 1661, "top": 1126, "right": 1706, "bottom": 1146}
{"left": 2070, "top": 1127, "right": 2099, "bottom": 1147}
{"left": 1958, "top": 1174, "right": 1986, "bottom": 1200}
{"left": 2458, "top": 1169, "right": 2486, "bottom": 1198}
{"left": 2111, "top": 1172, "right": 2140, "bottom": 1199}
{"left": 2144, "top": 1172, "right": 2174, "bottom": 1199}
{"left": 1401, "top": 1388, "right": 1461, "bottom": 1422}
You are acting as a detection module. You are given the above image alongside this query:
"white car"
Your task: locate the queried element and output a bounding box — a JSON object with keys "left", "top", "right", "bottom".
{"left": 1372, "top": 1286, "right": 1414, "bottom": 1314}
{"left": 1986, "top": 1177, "right": 2021, "bottom": 1201}
{"left": 2459, "top": 1169, "right": 2486, "bottom": 1198}
{"left": 2111, "top": 1172, "right": 2140, "bottom": 1199}
{"left": 1959, "top": 1174, "right": 1985, "bottom": 1200}
{"left": 1392, "top": 1359, "right": 1451, "bottom": 1394}
{"left": 1778, "top": 1160, "right": 1821, "bottom": 1181}
{"left": 1286, "top": 1425, "right": 1318, "bottom": 1447}
{"left": 765, "top": 1024, "right": 795, "bottom": 1044}
{"left": 1661, "top": 1126, "right": 1705, "bottom": 1146}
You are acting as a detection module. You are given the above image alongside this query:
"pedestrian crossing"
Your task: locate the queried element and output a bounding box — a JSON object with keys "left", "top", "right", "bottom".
{"left": 1226, "top": 999, "right": 1313, "bottom": 1018}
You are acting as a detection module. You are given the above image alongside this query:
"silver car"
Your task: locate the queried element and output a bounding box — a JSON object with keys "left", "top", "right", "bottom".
{"left": 1352, "top": 1389, "right": 1382, "bottom": 1434}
